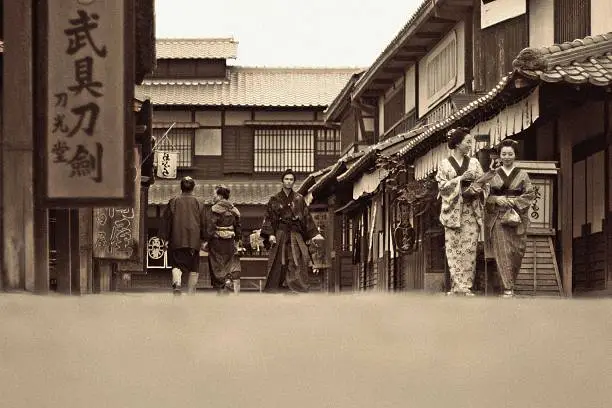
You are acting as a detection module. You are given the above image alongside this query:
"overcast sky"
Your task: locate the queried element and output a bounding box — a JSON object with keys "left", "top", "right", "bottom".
{"left": 155, "top": 0, "right": 423, "bottom": 68}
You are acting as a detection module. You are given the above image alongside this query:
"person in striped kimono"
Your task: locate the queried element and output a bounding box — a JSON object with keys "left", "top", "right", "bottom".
{"left": 484, "top": 139, "right": 535, "bottom": 298}
{"left": 436, "top": 128, "right": 487, "bottom": 296}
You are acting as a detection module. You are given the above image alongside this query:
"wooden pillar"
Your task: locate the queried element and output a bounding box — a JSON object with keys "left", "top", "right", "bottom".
{"left": 2, "top": 0, "right": 36, "bottom": 291}
{"left": 605, "top": 93, "right": 611, "bottom": 286}
{"left": 54, "top": 210, "right": 71, "bottom": 294}
{"left": 34, "top": 208, "right": 49, "bottom": 294}
{"left": 328, "top": 195, "right": 339, "bottom": 293}
{"left": 69, "top": 209, "right": 82, "bottom": 295}
{"left": 559, "top": 119, "right": 573, "bottom": 297}
{"left": 78, "top": 209, "right": 93, "bottom": 294}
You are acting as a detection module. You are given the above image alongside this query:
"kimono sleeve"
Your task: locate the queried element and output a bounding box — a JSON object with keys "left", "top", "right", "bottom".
{"left": 511, "top": 171, "right": 536, "bottom": 211}
{"left": 158, "top": 199, "right": 173, "bottom": 243}
{"left": 435, "top": 159, "right": 460, "bottom": 199}
{"left": 200, "top": 205, "right": 210, "bottom": 242}
{"left": 301, "top": 198, "right": 320, "bottom": 240}
{"left": 233, "top": 212, "right": 243, "bottom": 244}
{"left": 467, "top": 158, "right": 489, "bottom": 199}
{"left": 260, "top": 198, "right": 276, "bottom": 239}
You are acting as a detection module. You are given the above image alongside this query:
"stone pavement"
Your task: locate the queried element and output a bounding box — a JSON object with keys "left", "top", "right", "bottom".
{"left": 1, "top": 292, "right": 610, "bottom": 408}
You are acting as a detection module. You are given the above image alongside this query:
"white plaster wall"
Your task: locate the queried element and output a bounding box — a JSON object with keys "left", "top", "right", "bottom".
{"left": 591, "top": 0, "right": 612, "bottom": 36}
{"left": 225, "top": 111, "right": 252, "bottom": 126}
{"left": 481, "top": 0, "right": 526, "bottom": 29}
{"left": 378, "top": 96, "right": 385, "bottom": 137}
{"left": 418, "top": 20, "right": 465, "bottom": 118}
{"left": 195, "top": 110, "right": 222, "bottom": 126}
{"left": 404, "top": 65, "right": 416, "bottom": 113}
{"left": 153, "top": 110, "right": 191, "bottom": 122}
{"left": 195, "top": 128, "right": 222, "bottom": 156}
{"left": 529, "top": 0, "right": 554, "bottom": 48}
{"left": 253, "top": 111, "right": 315, "bottom": 121}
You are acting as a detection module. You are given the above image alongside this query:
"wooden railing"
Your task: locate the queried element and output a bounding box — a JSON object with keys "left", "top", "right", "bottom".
{"left": 382, "top": 109, "right": 417, "bottom": 140}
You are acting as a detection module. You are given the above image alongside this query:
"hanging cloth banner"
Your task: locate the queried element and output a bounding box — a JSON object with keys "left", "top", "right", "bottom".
{"left": 155, "top": 151, "right": 179, "bottom": 179}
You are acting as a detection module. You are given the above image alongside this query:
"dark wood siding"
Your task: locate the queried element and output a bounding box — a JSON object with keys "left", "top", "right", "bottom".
{"left": 383, "top": 86, "right": 405, "bottom": 135}
{"left": 573, "top": 231, "right": 606, "bottom": 292}
{"left": 554, "top": 0, "right": 590, "bottom": 43}
{"left": 473, "top": 14, "right": 528, "bottom": 92}
{"left": 191, "top": 156, "right": 223, "bottom": 179}
{"left": 223, "top": 126, "right": 254, "bottom": 174}
{"left": 149, "top": 59, "right": 227, "bottom": 79}
{"left": 340, "top": 109, "right": 357, "bottom": 153}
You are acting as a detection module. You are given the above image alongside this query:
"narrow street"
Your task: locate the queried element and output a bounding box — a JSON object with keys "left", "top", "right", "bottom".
{"left": 1, "top": 292, "right": 610, "bottom": 408}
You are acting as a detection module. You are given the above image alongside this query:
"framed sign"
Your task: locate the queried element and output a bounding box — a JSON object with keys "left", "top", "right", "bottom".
{"left": 156, "top": 151, "right": 179, "bottom": 179}
{"left": 93, "top": 146, "right": 142, "bottom": 261}
{"left": 35, "top": 0, "right": 134, "bottom": 207}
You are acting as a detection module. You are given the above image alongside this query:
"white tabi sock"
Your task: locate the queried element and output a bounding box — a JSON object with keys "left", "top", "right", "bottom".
{"left": 172, "top": 268, "right": 182, "bottom": 287}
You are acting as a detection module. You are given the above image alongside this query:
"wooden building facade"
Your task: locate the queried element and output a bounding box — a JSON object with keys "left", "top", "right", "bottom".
{"left": 302, "top": 0, "right": 612, "bottom": 296}
{"left": 132, "top": 39, "right": 361, "bottom": 291}
{"left": 1, "top": 0, "right": 157, "bottom": 294}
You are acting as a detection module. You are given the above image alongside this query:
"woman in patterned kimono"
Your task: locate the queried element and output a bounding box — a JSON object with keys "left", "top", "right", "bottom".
{"left": 204, "top": 185, "right": 243, "bottom": 295}
{"left": 485, "top": 139, "right": 535, "bottom": 298}
{"left": 436, "top": 127, "right": 486, "bottom": 296}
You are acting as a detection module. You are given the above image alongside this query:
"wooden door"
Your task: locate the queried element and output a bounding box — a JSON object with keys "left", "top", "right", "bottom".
{"left": 572, "top": 138, "right": 607, "bottom": 292}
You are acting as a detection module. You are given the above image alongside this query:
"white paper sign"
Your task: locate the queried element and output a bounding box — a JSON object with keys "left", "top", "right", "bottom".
{"left": 156, "top": 151, "right": 179, "bottom": 179}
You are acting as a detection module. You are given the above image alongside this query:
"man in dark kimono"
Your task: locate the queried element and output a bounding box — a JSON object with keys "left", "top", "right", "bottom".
{"left": 260, "top": 169, "right": 324, "bottom": 293}
{"left": 159, "top": 176, "right": 207, "bottom": 296}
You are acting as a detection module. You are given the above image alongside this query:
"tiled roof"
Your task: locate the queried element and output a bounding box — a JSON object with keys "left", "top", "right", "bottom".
{"left": 397, "top": 32, "right": 612, "bottom": 160}
{"left": 351, "top": 0, "right": 433, "bottom": 98}
{"left": 513, "top": 32, "right": 612, "bottom": 86}
{"left": 136, "top": 67, "right": 361, "bottom": 107}
{"left": 324, "top": 71, "right": 365, "bottom": 122}
{"left": 338, "top": 125, "right": 433, "bottom": 183}
{"left": 148, "top": 180, "right": 299, "bottom": 206}
{"left": 155, "top": 38, "right": 238, "bottom": 60}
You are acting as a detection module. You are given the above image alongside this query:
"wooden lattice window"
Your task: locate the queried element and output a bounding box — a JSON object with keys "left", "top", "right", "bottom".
{"left": 254, "top": 128, "right": 315, "bottom": 173}
{"left": 316, "top": 128, "right": 341, "bottom": 156}
{"left": 554, "top": 0, "right": 590, "bottom": 44}
{"left": 153, "top": 128, "right": 193, "bottom": 167}
{"left": 426, "top": 34, "right": 457, "bottom": 100}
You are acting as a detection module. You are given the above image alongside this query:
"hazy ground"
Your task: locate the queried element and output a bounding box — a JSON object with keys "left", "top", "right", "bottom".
{"left": 1, "top": 291, "right": 611, "bottom": 408}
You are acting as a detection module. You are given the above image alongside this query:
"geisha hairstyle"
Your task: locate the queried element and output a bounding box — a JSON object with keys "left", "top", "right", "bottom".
{"left": 215, "top": 184, "right": 230, "bottom": 200}
{"left": 446, "top": 127, "right": 471, "bottom": 149}
{"left": 497, "top": 138, "right": 520, "bottom": 154}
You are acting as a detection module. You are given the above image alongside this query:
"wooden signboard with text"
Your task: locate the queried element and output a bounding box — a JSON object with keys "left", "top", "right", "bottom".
{"left": 93, "top": 147, "right": 141, "bottom": 262}
{"left": 35, "top": 0, "right": 134, "bottom": 208}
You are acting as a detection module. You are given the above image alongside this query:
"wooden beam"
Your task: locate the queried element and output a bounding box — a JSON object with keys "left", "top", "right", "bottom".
{"left": 382, "top": 67, "right": 406, "bottom": 74}
{"left": 3, "top": 0, "right": 36, "bottom": 291}
{"left": 558, "top": 118, "right": 573, "bottom": 297}
{"left": 373, "top": 78, "right": 396, "bottom": 85}
{"left": 434, "top": 5, "right": 472, "bottom": 21}
{"left": 414, "top": 32, "right": 444, "bottom": 40}
{"left": 429, "top": 16, "right": 457, "bottom": 24}
{"left": 392, "top": 56, "right": 418, "bottom": 63}
{"left": 399, "top": 45, "right": 428, "bottom": 54}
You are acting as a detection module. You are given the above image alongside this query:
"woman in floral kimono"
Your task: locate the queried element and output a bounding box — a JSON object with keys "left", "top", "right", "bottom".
{"left": 485, "top": 139, "right": 535, "bottom": 298}
{"left": 436, "top": 127, "right": 486, "bottom": 296}
{"left": 204, "top": 185, "right": 243, "bottom": 295}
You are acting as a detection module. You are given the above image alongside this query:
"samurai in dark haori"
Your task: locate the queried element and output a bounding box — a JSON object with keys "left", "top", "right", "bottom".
{"left": 260, "top": 169, "right": 324, "bottom": 293}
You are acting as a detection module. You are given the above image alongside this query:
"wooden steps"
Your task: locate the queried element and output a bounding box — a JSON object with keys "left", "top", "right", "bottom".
{"left": 514, "top": 235, "right": 564, "bottom": 296}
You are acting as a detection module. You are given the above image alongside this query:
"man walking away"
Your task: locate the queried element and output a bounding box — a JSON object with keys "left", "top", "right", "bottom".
{"left": 159, "top": 176, "right": 207, "bottom": 295}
